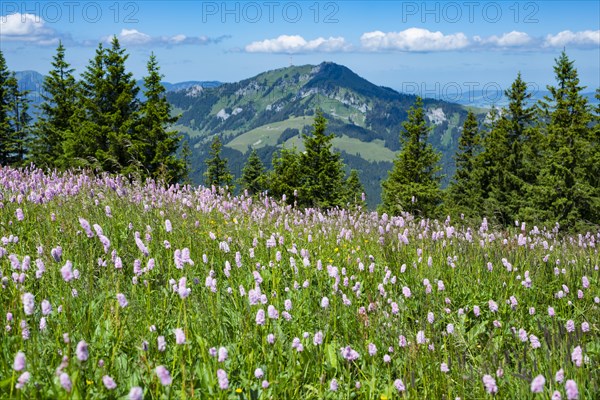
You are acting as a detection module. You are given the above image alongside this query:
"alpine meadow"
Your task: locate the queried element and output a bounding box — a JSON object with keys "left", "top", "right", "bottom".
{"left": 1, "top": 1, "right": 599, "bottom": 399}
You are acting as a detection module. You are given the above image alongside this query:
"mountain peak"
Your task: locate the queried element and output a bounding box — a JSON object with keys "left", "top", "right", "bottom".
{"left": 305, "top": 62, "right": 401, "bottom": 102}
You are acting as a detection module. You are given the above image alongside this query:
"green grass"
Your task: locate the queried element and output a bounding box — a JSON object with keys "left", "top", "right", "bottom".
{"left": 225, "top": 117, "right": 313, "bottom": 153}
{"left": 332, "top": 136, "right": 396, "bottom": 162}
{"left": 0, "top": 167, "right": 598, "bottom": 399}
{"left": 281, "top": 134, "right": 397, "bottom": 162}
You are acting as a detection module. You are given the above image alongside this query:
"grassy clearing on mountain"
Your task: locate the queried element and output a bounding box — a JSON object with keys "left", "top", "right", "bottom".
{"left": 225, "top": 117, "right": 313, "bottom": 153}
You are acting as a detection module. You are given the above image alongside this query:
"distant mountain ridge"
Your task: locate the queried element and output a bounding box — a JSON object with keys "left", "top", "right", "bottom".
{"left": 162, "top": 80, "right": 222, "bottom": 91}
{"left": 165, "top": 62, "right": 478, "bottom": 205}
{"left": 444, "top": 88, "right": 599, "bottom": 108}
{"left": 166, "top": 61, "right": 470, "bottom": 148}
{"left": 15, "top": 71, "right": 45, "bottom": 111}
{"left": 136, "top": 80, "right": 222, "bottom": 98}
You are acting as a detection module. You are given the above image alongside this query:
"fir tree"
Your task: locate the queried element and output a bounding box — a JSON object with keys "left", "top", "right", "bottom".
{"left": 138, "top": 52, "right": 184, "bottom": 183}
{"left": 32, "top": 41, "right": 79, "bottom": 169}
{"left": 446, "top": 110, "right": 481, "bottom": 216}
{"left": 484, "top": 73, "right": 539, "bottom": 224}
{"left": 204, "top": 136, "right": 233, "bottom": 189}
{"left": 472, "top": 106, "right": 501, "bottom": 202}
{"left": 381, "top": 96, "right": 442, "bottom": 217}
{"left": 533, "top": 51, "right": 598, "bottom": 229}
{"left": 180, "top": 138, "right": 193, "bottom": 185}
{"left": 298, "top": 110, "right": 346, "bottom": 209}
{"left": 240, "top": 148, "right": 266, "bottom": 196}
{"left": 0, "top": 52, "right": 31, "bottom": 166}
{"left": 590, "top": 88, "right": 600, "bottom": 190}
{"left": 63, "top": 43, "right": 108, "bottom": 169}
{"left": 504, "top": 73, "right": 538, "bottom": 183}
{"left": 343, "top": 169, "right": 366, "bottom": 208}
{"left": 65, "top": 37, "right": 140, "bottom": 173}
{"left": 479, "top": 117, "right": 512, "bottom": 224}
{"left": 0, "top": 51, "right": 12, "bottom": 165}
{"left": 6, "top": 77, "right": 31, "bottom": 165}
{"left": 268, "top": 146, "right": 301, "bottom": 204}
{"left": 102, "top": 36, "right": 141, "bottom": 174}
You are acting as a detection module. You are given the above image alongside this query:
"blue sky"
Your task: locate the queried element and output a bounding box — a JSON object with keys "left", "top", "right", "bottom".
{"left": 1, "top": 1, "right": 599, "bottom": 99}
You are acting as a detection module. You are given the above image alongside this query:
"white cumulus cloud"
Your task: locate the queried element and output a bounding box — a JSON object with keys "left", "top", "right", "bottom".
{"left": 474, "top": 31, "right": 534, "bottom": 47}
{"left": 544, "top": 30, "right": 600, "bottom": 48}
{"left": 105, "top": 29, "right": 230, "bottom": 47}
{"left": 0, "top": 13, "right": 58, "bottom": 45}
{"left": 117, "top": 29, "right": 152, "bottom": 45}
{"left": 245, "top": 35, "right": 350, "bottom": 53}
{"left": 360, "top": 28, "right": 469, "bottom": 52}
{"left": 360, "top": 28, "right": 599, "bottom": 52}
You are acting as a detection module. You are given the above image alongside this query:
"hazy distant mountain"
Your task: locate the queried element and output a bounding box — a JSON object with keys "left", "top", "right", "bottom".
{"left": 447, "top": 88, "right": 599, "bottom": 108}
{"left": 162, "top": 80, "right": 222, "bottom": 91}
{"left": 15, "top": 71, "right": 46, "bottom": 113}
{"left": 15, "top": 70, "right": 45, "bottom": 91}
{"left": 135, "top": 80, "right": 222, "bottom": 100}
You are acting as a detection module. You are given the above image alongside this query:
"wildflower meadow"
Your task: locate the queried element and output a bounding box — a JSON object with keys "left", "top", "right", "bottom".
{"left": 0, "top": 167, "right": 598, "bottom": 399}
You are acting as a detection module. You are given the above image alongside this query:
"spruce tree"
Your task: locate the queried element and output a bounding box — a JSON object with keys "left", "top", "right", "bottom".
{"left": 533, "top": 51, "right": 598, "bottom": 229}
{"left": 479, "top": 117, "right": 512, "bottom": 224}
{"left": 63, "top": 43, "right": 108, "bottom": 169}
{"left": 138, "top": 52, "right": 184, "bottom": 183}
{"left": 180, "top": 138, "right": 193, "bottom": 185}
{"left": 472, "top": 106, "right": 501, "bottom": 202}
{"left": 381, "top": 96, "right": 442, "bottom": 217}
{"left": 0, "top": 51, "right": 12, "bottom": 165}
{"left": 268, "top": 146, "right": 301, "bottom": 204}
{"left": 343, "top": 169, "right": 366, "bottom": 208}
{"left": 32, "top": 41, "right": 79, "bottom": 168}
{"left": 590, "top": 88, "right": 600, "bottom": 190}
{"left": 484, "top": 73, "right": 539, "bottom": 224}
{"left": 504, "top": 72, "right": 538, "bottom": 184}
{"left": 102, "top": 36, "right": 141, "bottom": 174}
{"left": 446, "top": 110, "right": 481, "bottom": 216}
{"left": 204, "top": 136, "right": 233, "bottom": 189}
{"left": 5, "top": 77, "right": 31, "bottom": 165}
{"left": 298, "top": 110, "right": 345, "bottom": 209}
{"left": 65, "top": 37, "right": 140, "bottom": 173}
{"left": 0, "top": 52, "right": 31, "bottom": 166}
{"left": 240, "top": 149, "right": 266, "bottom": 196}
